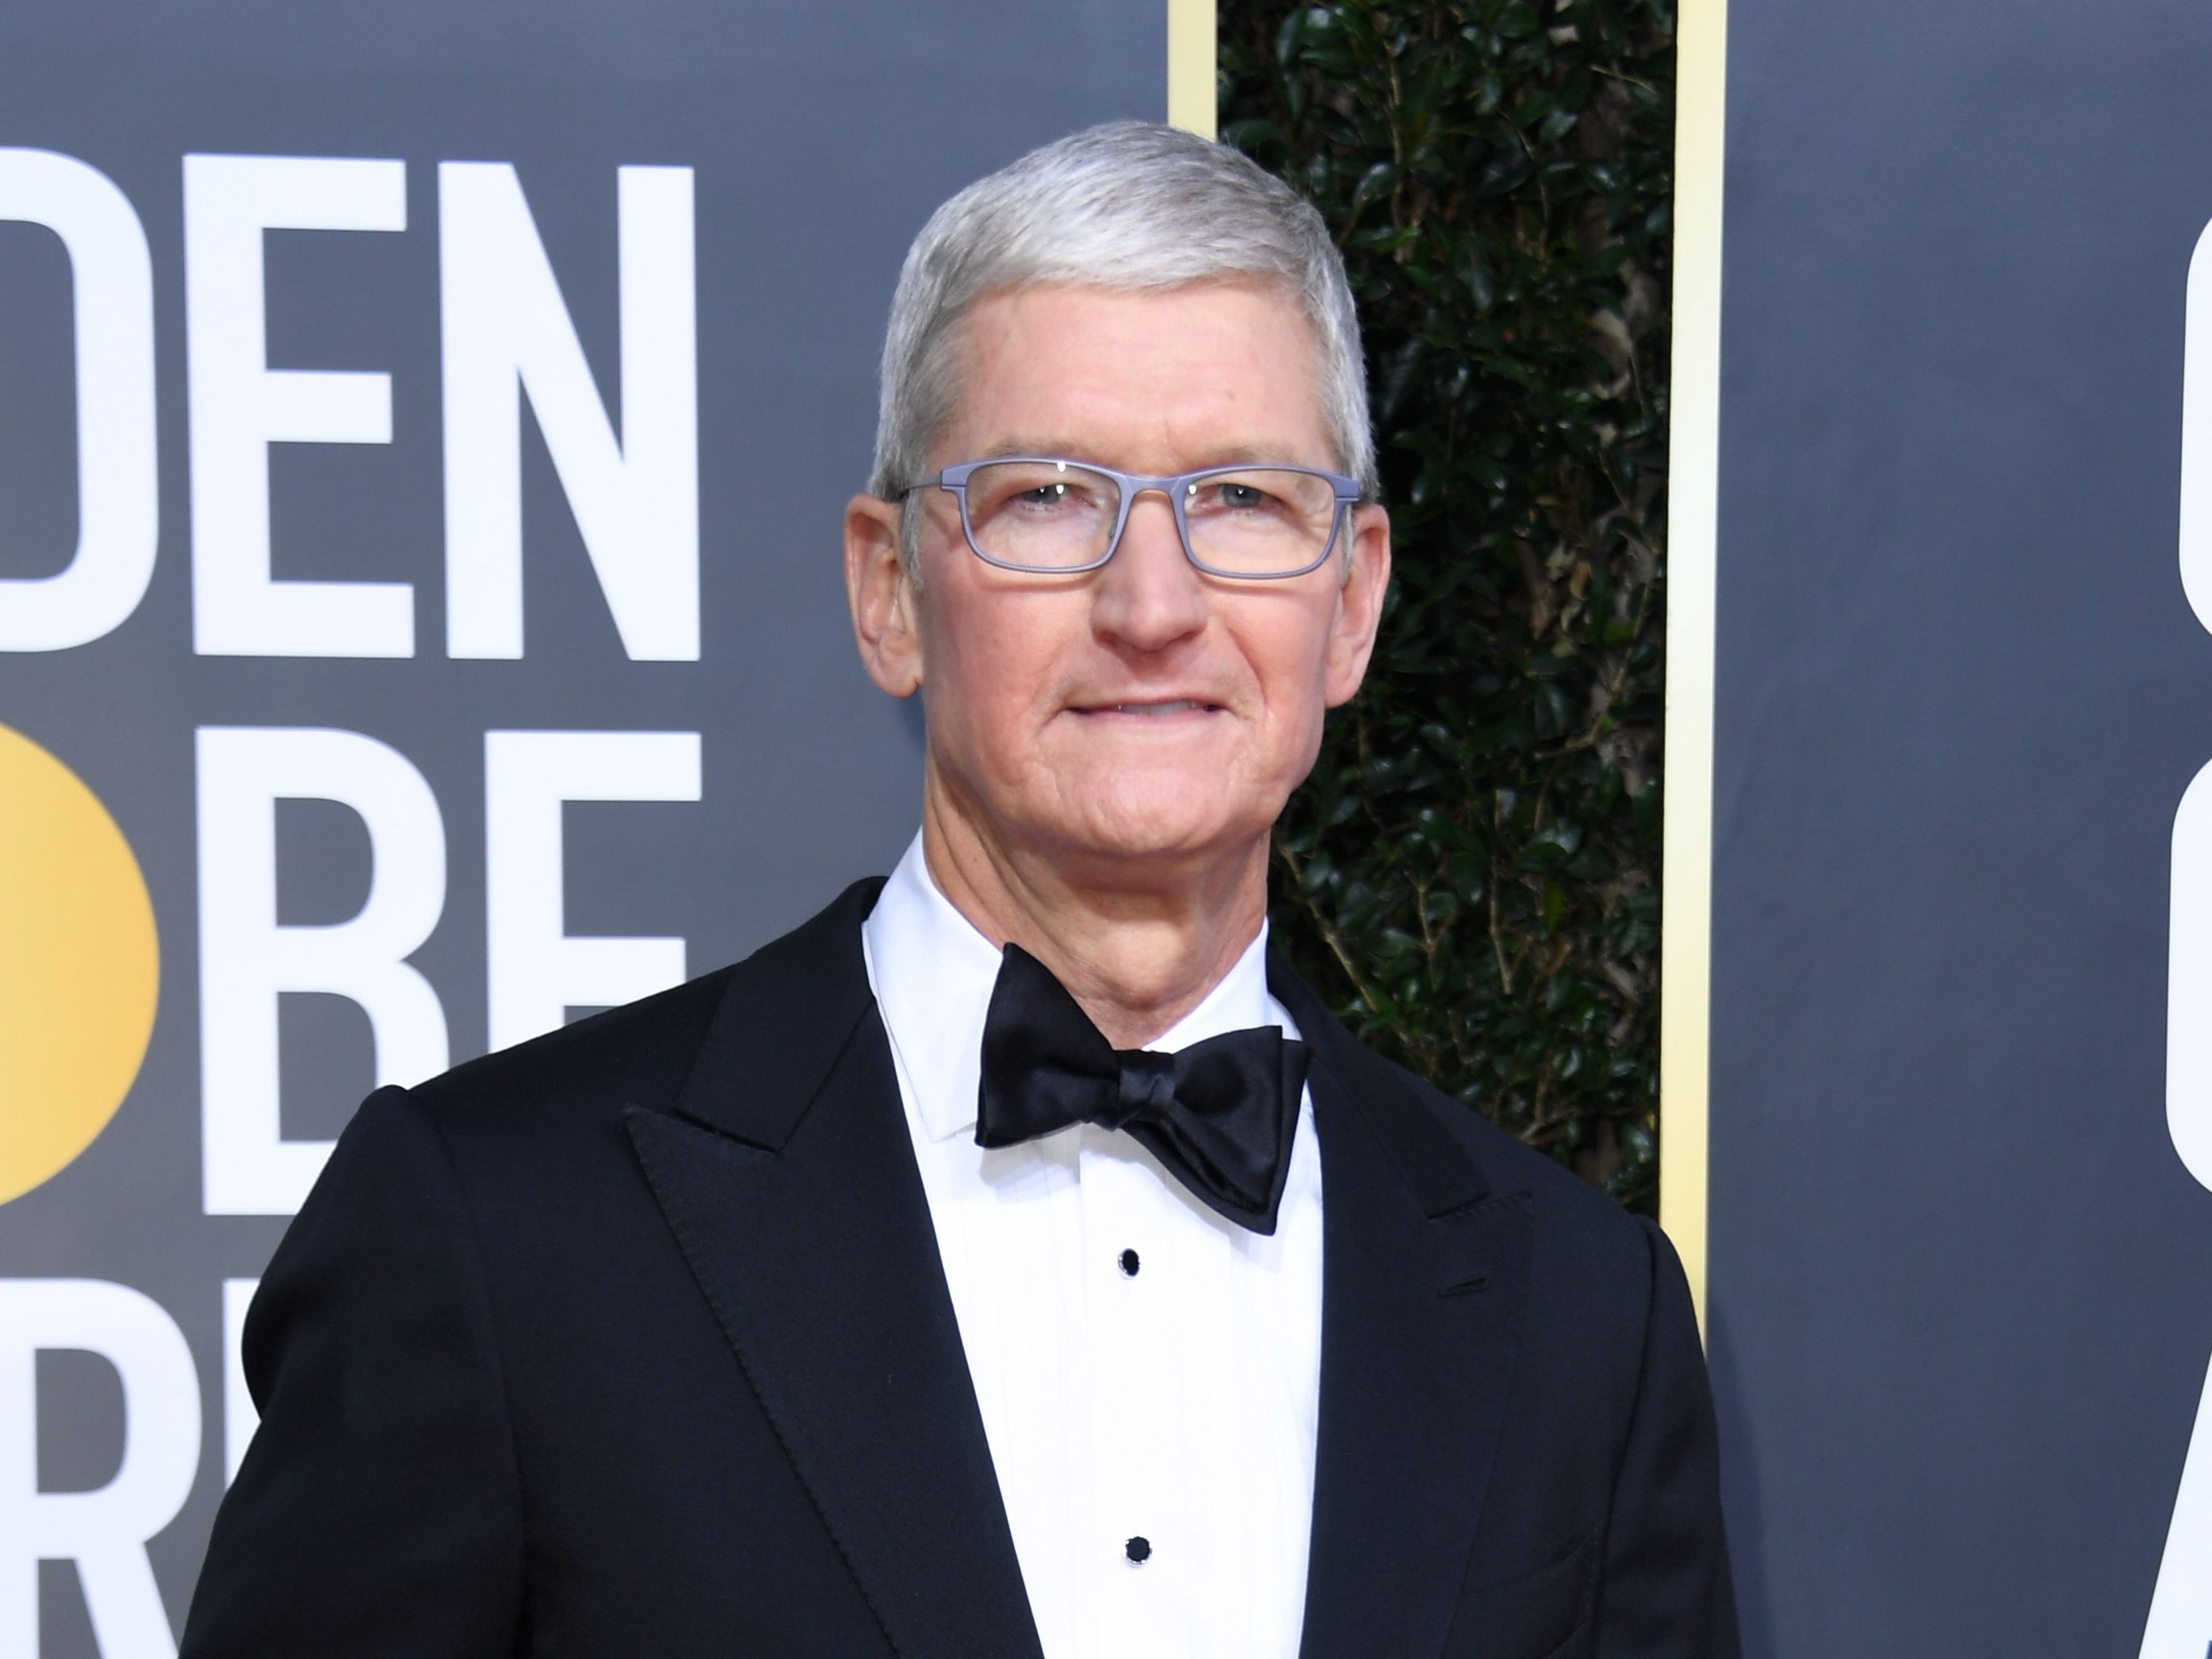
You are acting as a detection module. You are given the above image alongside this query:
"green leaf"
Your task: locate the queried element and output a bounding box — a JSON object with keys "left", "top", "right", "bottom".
{"left": 1349, "top": 159, "right": 1397, "bottom": 219}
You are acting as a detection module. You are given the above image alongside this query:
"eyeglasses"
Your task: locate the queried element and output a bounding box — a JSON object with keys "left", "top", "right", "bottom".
{"left": 897, "top": 457, "right": 1362, "bottom": 579}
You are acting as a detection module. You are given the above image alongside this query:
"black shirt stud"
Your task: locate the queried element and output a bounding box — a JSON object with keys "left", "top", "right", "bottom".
{"left": 1124, "top": 1535, "right": 1152, "bottom": 1564}
{"left": 1118, "top": 1248, "right": 1141, "bottom": 1277}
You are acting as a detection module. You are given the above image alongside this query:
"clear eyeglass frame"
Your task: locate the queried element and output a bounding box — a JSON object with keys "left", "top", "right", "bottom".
{"left": 897, "top": 457, "right": 1364, "bottom": 580}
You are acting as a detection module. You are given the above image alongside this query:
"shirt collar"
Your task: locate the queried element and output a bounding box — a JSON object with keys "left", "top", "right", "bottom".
{"left": 860, "top": 832, "right": 1294, "bottom": 1145}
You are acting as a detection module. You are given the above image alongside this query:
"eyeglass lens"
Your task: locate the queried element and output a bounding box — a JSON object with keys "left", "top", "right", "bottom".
{"left": 959, "top": 461, "right": 1340, "bottom": 575}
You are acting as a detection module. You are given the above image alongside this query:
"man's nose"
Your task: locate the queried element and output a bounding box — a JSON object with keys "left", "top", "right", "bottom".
{"left": 1090, "top": 488, "right": 1208, "bottom": 652}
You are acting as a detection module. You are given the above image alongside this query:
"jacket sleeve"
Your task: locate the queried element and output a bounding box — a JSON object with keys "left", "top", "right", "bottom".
{"left": 180, "top": 1086, "right": 525, "bottom": 1657}
{"left": 1590, "top": 1217, "right": 1741, "bottom": 1657}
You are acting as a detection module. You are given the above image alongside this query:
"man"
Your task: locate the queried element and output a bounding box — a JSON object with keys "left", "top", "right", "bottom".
{"left": 182, "top": 122, "right": 1736, "bottom": 1658}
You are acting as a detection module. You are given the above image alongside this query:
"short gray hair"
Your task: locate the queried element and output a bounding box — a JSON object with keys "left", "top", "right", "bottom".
{"left": 868, "top": 121, "right": 1376, "bottom": 534}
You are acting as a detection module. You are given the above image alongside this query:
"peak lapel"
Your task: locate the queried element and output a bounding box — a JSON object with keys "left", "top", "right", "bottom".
{"left": 1270, "top": 957, "right": 1535, "bottom": 1659}
{"left": 627, "top": 881, "right": 1043, "bottom": 1659}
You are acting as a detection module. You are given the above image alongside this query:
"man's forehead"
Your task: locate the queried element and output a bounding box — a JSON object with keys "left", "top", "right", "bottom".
{"left": 941, "top": 281, "right": 1329, "bottom": 457}
{"left": 959, "top": 273, "right": 1305, "bottom": 328}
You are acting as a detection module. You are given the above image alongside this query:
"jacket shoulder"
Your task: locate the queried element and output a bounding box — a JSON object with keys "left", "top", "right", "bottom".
{"left": 1322, "top": 1030, "right": 1682, "bottom": 1398}
{"left": 399, "top": 876, "right": 887, "bottom": 1141}
{"left": 1356, "top": 1036, "right": 1644, "bottom": 1239}
{"left": 1275, "top": 953, "right": 1656, "bottom": 1297}
{"left": 404, "top": 965, "right": 737, "bottom": 1128}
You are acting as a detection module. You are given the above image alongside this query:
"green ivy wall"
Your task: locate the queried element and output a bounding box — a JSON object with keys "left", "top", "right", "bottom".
{"left": 1224, "top": 0, "right": 1677, "bottom": 1212}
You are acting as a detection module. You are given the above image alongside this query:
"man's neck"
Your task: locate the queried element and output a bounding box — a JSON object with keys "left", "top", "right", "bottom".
{"left": 919, "top": 789, "right": 1269, "bottom": 1051}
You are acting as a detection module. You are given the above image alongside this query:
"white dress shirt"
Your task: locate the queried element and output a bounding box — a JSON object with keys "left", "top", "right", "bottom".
{"left": 860, "top": 834, "right": 1324, "bottom": 1659}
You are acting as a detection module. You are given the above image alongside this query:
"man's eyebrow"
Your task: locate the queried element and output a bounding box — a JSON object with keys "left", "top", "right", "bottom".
{"left": 973, "top": 439, "right": 1314, "bottom": 468}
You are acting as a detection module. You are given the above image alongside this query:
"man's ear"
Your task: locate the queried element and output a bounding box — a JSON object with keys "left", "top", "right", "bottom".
{"left": 1323, "top": 503, "right": 1391, "bottom": 708}
{"left": 844, "top": 494, "right": 924, "bottom": 698}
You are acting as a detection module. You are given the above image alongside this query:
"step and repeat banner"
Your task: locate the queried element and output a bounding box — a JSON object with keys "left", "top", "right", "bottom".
{"left": 1699, "top": 0, "right": 2212, "bottom": 1653}
{"left": 0, "top": 4, "right": 1163, "bottom": 1650}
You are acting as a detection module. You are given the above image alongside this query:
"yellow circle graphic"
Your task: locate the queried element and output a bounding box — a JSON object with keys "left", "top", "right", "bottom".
{"left": 0, "top": 724, "right": 159, "bottom": 1205}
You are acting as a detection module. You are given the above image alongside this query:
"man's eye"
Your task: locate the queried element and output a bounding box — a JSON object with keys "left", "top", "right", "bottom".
{"left": 1001, "top": 480, "right": 1111, "bottom": 515}
{"left": 1196, "top": 482, "right": 1277, "bottom": 511}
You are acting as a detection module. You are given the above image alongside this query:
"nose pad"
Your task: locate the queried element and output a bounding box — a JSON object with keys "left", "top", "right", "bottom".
{"left": 1110, "top": 486, "right": 1191, "bottom": 571}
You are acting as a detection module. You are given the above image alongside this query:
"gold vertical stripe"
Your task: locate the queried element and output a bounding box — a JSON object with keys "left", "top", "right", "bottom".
{"left": 1660, "top": 0, "right": 1728, "bottom": 1329}
{"left": 1167, "top": 0, "right": 1218, "bottom": 139}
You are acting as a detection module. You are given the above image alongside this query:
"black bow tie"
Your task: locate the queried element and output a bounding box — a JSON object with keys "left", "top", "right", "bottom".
{"left": 975, "top": 942, "right": 1309, "bottom": 1234}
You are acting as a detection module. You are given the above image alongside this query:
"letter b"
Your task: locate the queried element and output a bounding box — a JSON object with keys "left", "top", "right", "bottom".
{"left": 197, "top": 727, "right": 449, "bottom": 1216}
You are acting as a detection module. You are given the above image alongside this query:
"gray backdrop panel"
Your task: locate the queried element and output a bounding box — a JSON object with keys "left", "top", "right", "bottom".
{"left": 1709, "top": 0, "right": 2212, "bottom": 1652}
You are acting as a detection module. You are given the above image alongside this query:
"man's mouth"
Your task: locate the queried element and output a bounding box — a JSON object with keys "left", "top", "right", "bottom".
{"left": 1075, "top": 699, "right": 1221, "bottom": 717}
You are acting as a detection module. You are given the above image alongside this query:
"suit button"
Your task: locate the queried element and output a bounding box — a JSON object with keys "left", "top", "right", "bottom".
{"left": 1125, "top": 1535, "right": 1151, "bottom": 1564}
{"left": 1118, "top": 1248, "right": 1140, "bottom": 1277}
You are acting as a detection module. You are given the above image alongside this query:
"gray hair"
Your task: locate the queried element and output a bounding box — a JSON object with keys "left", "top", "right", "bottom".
{"left": 869, "top": 121, "right": 1376, "bottom": 558}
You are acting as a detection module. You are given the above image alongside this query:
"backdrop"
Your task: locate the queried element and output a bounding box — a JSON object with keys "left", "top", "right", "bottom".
{"left": 0, "top": 4, "right": 1166, "bottom": 1651}
{"left": 1700, "top": 0, "right": 2212, "bottom": 1653}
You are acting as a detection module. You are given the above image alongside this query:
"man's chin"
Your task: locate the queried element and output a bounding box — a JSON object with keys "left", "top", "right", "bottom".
{"left": 1025, "top": 797, "right": 1275, "bottom": 875}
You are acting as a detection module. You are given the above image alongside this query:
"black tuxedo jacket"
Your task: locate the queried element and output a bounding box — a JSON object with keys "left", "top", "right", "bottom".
{"left": 182, "top": 880, "right": 1736, "bottom": 1659}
